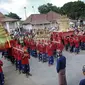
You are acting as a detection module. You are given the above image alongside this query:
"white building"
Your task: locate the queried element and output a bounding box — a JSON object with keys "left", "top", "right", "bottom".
{"left": 23, "top": 11, "right": 61, "bottom": 31}
{"left": 0, "top": 12, "right": 20, "bottom": 33}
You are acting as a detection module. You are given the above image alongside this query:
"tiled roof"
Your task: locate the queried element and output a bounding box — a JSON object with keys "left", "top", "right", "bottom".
{"left": 23, "top": 11, "right": 62, "bottom": 25}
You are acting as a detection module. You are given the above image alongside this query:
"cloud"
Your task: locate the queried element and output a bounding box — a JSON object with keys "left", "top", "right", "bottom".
{"left": 0, "top": 0, "right": 85, "bottom": 20}
{"left": 0, "top": 0, "right": 51, "bottom": 20}
{"left": 0, "top": 0, "right": 29, "bottom": 20}
{"left": 0, "top": 0, "right": 12, "bottom": 4}
{"left": 0, "top": 8, "right": 8, "bottom": 14}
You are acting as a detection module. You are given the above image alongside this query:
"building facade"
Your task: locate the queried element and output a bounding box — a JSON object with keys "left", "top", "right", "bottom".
{"left": 0, "top": 12, "right": 20, "bottom": 33}
{"left": 23, "top": 11, "right": 61, "bottom": 31}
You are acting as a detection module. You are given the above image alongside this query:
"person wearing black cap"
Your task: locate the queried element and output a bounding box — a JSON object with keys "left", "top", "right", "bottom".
{"left": 79, "top": 65, "right": 85, "bottom": 85}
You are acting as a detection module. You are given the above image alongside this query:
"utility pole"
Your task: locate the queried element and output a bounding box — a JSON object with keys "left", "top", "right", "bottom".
{"left": 32, "top": 6, "right": 36, "bottom": 31}
{"left": 24, "top": 7, "right": 27, "bottom": 19}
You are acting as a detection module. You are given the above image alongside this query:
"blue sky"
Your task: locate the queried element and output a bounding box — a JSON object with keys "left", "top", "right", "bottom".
{"left": 0, "top": 0, "right": 84, "bottom": 20}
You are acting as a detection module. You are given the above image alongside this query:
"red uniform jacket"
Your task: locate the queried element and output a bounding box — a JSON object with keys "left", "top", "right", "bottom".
{"left": 52, "top": 42, "right": 57, "bottom": 50}
{"left": 81, "top": 35, "right": 85, "bottom": 42}
{"left": 56, "top": 36, "right": 62, "bottom": 42}
{"left": 21, "top": 52, "right": 30, "bottom": 64}
{"left": 36, "top": 43, "right": 40, "bottom": 51}
{"left": 17, "top": 50, "right": 22, "bottom": 60}
{"left": 41, "top": 44, "right": 47, "bottom": 53}
{"left": 69, "top": 37, "right": 74, "bottom": 46}
{"left": 47, "top": 43, "right": 54, "bottom": 56}
{"left": 24, "top": 39, "right": 30, "bottom": 47}
{"left": 74, "top": 39, "right": 79, "bottom": 48}
{"left": 10, "top": 39, "right": 15, "bottom": 47}
{"left": 39, "top": 44, "right": 45, "bottom": 53}
{"left": 57, "top": 43, "right": 64, "bottom": 51}
{"left": 32, "top": 43, "right": 36, "bottom": 50}
{"left": 64, "top": 38, "right": 69, "bottom": 45}
{"left": 14, "top": 44, "right": 20, "bottom": 60}
{"left": 17, "top": 45, "right": 22, "bottom": 60}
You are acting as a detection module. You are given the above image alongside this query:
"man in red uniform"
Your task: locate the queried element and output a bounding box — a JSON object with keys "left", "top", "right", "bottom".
{"left": 30, "top": 39, "right": 34, "bottom": 56}
{"left": 17, "top": 45, "right": 22, "bottom": 74}
{"left": 24, "top": 37, "right": 30, "bottom": 53}
{"left": 14, "top": 44, "right": 19, "bottom": 71}
{"left": 69, "top": 35, "right": 75, "bottom": 52}
{"left": 37, "top": 40, "right": 43, "bottom": 61}
{"left": 55, "top": 38, "right": 64, "bottom": 58}
{"left": 32, "top": 41, "right": 37, "bottom": 58}
{"left": 81, "top": 35, "right": 85, "bottom": 50}
{"left": 10, "top": 39, "right": 16, "bottom": 64}
{"left": 41, "top": 42, "right": 47, "bottom": 62}
{"left": 74, "top": 36, "right": 80, "bottom": 54}
{"left": 47, "top": 41, "right": 54, "bottom": 66}
{"left": 0, "top": 60, "right": 4, "bottom": 85}
{"left": 52, "top": 41, "right": 57, "bottom": 58}
{"left": 21, "top": 49, "right": 32, "bottom": 77}
{"left": 64, "top": 36, "right": 69, "bottom": 51}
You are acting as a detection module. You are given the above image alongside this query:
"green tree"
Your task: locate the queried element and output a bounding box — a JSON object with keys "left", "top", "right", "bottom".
{"left": 38, "top": 1, "right": 85, "bottom": 20}
{"left": 5, "top": 12, "right": 21, "bottom": 20}
{"left": 38, "top": 3, "right": 60, "bottom": 14}
{"left": 61, "top": 1, "right": 85, "bottom": 19}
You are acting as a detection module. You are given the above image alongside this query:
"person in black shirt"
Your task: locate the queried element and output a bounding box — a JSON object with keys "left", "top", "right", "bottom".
{"left": 56, "top": 50, "right": 67, "bottom": 85}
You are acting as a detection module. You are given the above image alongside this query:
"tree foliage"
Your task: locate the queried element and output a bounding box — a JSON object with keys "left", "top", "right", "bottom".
{"left": 38, "top": 1, "right": 85, "bottom": 20}
{"left": 61, "top": 1, "right": 85, "bottom": 19}
{"left": 38, "top": 3, "right": 60, "bottom": 14}
{"left": 5, "top": 12, "right": 21, "bottom": 20}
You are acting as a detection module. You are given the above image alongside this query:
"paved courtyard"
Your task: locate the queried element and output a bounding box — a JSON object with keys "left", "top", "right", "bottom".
{"left": 0, "top": 51, "right": 85, "bottom": 85}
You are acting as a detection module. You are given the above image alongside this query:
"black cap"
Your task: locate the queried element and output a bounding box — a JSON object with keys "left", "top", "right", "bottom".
{"left": 82, "top": 65, "right": 85, "bottom": 72}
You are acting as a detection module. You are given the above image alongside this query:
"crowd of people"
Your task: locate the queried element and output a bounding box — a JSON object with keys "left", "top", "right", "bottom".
{"left": 0, "top": 29, "right": 85, "bottom": 85}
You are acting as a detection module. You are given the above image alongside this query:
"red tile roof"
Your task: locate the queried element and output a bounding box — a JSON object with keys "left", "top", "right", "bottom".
{"left": 23, "top": 11, "right": 62, "bottom": 25}
{"left": 47, "top": 11, "right": 61, "bottom": 21}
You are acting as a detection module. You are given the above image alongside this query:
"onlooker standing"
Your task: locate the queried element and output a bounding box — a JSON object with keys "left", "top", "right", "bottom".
{"left": 79, "top": 65, "right": 85, "bottom": 85}
{"left": 56, "top": 51, "right": 67, "bottom": 85}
